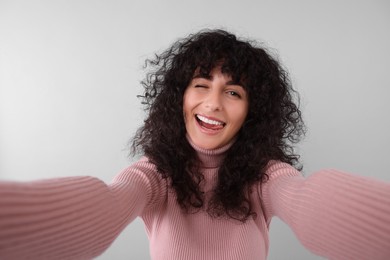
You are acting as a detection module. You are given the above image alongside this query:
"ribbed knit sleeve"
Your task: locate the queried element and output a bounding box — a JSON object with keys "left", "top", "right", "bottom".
{"left": 261, "top": 162, "right": 390, "bottom": 260}
{"left": 0, "top": 158, "right": 165, "bottom": 260}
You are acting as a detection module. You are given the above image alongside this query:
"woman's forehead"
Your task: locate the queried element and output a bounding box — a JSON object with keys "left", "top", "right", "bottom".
{"left": 192, "top": 64, "right": 241, "bottom": 79}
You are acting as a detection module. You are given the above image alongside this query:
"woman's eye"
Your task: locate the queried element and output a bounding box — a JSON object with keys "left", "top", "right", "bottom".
{"left": 227, "top": 91, "right": 241, "bottom": 98}
{"left": 195, "top": 84, "right": 208, "bottom": 88}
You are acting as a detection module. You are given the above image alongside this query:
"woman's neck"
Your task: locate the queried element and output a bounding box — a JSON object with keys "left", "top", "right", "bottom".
{"left": 186, "top": 135, "right": 234, "bottom": 168}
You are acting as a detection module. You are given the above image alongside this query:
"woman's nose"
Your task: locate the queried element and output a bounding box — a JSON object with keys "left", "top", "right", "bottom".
{"left": 204, "top": 91, "right": 222, "bottom": 111}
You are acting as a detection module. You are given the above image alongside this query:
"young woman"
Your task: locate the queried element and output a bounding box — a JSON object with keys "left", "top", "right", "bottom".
{"left": 1, "top": 29, "right": 389, "bottom": 260}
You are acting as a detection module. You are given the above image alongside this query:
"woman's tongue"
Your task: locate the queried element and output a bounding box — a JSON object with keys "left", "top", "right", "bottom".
{"left": 199, "top": 120, "right": 224, "bottom": 130}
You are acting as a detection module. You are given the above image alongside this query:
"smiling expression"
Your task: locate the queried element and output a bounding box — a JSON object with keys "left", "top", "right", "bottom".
{"left": 183, "top": 67, "right": 249, "bottom": 150}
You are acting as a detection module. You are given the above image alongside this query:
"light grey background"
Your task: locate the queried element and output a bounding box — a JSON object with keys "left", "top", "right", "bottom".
{"left": 1, "top": 0, "right": 389, "bottom": 259}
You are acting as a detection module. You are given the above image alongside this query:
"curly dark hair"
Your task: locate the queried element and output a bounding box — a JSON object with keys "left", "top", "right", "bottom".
{"left": 132, "top": 29, "right": 305, "bottom": 222}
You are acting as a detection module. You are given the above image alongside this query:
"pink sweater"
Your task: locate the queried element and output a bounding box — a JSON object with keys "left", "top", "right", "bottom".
{"left": 1, "top": 141, "right": 390, "bottom": 260}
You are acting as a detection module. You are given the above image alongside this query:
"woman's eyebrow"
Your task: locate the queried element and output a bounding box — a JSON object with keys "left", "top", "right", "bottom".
{"left": 192, "top": 75, "right": 244, "bottom": 88}
{"left": 226, "top": 80, "right": 243, "bottom": 87}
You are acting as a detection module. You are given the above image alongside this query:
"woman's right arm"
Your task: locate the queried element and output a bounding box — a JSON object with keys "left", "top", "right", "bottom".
{"left": 0, "top": 157, "right": 165, "bottom": 260}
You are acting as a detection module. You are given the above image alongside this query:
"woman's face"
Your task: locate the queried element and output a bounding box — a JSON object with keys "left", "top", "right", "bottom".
{"left": 183, "top": 67, "right": 249, "bottom": 150}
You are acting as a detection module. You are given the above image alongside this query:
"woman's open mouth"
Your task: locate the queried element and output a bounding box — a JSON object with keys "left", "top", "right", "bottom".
{"left": 195, "top": 114, "right": 226, "bottom": 131}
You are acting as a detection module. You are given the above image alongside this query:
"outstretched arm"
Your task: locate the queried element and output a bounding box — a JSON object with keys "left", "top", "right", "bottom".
{"left": 261, "top": 162, "right": 390, "bottom": 260}
{"left": 0, "top": 158, "right": 164, "bottom": 259}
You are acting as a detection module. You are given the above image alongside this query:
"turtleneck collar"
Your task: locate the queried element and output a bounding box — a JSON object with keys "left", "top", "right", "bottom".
{"left": 186, "top": 135, "right": 234, "bottom": 168}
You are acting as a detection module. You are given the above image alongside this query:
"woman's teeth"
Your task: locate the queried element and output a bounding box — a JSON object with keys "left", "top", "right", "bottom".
{"left": 196, "top": 115, "right": 224, "bottom": 125}
{"left": 196, "top": 115, "right": 225, "bottom": 127}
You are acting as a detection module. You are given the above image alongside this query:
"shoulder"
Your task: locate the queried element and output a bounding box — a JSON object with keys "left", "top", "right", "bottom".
{"left": 112, "top": 156, "right": 167, "bottom": 207}
{"left": 264, "top": 160, "right": 301, "bottom": 182}
{"left": 114, "top": 156, "right": 161, "bottom": 182}
{"left": 258, "top": 160, "right": 303, "bottom": 223}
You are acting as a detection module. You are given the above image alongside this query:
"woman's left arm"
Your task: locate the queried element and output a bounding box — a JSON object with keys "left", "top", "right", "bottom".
{"left": 261, "top": 162, "right": 390, "bottom": 260}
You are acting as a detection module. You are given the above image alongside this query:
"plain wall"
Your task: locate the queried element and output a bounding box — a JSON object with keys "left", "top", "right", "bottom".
{"left": 1, "top": 0, "right": 389, "bottom": 259}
